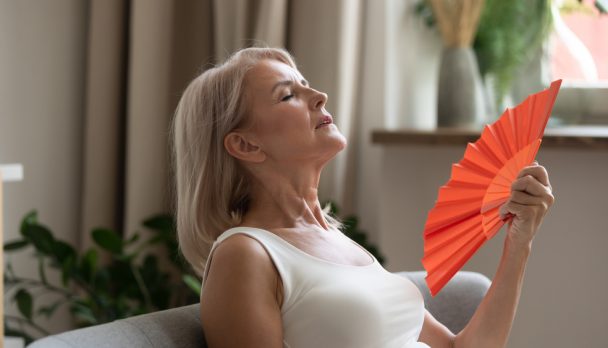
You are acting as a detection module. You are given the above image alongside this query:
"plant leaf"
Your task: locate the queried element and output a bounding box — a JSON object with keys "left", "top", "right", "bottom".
{"left": 4, "top": 239, "right": 29, "bottom": 251}
{"left": 142, "top": 214, "right": 175, "bottom": 232}
{"left": 80, "top": 248, "right": 98, "bottom": 282}
{"left": 37, "top": 299, "right": 64, "bottom": 319}
{"left": 53, "top": 240, "right": 77, "bottom": 264}
{"left": 182, "top": 274, "right": 202, "bottom": 296}
{"left": 15, "top": 288, "right": 33, "bottom": 320}
{"left": 124, "top": 233, "right": 140, "bottom": 246}
{"left": 92, "top": 228, "right": 123, "bottom": 254}
{"left": 22, "top": 224, "right": 55, "bottom": 255}
{"left": 20, "top": 210, "right": 38, "bottom": 236}
{"left": 61, "top": 255, "right": 76, "bottom": 287}
{"left": 71, "top": 301, "right": 98, "bottom": 325}
{"left": 38, "top": 256, "right": 48, "bottom": 285}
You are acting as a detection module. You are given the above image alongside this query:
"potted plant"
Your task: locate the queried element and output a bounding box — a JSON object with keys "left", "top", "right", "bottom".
{"left": 3, "top": 212, "right": 199, "bottom": 344}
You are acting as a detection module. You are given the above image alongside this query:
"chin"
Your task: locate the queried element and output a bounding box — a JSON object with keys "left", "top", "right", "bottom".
{"left": 325, "top": 129, "right": 347, "bottom": 148}
{"left": 324, "top": 134, "right": 348, "bottom": 159}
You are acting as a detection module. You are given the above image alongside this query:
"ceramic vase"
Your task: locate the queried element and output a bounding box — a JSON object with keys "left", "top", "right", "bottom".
{"left": 437, "top": 46, "right": 485, "bottom": 128}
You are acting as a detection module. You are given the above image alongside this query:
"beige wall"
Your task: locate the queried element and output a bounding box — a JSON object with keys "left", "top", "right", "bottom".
{"left": 0, "top": 0, "right": 88, "bottom": 334}
{"left": 376, "top": 145, "right": 608, "bottom": 347}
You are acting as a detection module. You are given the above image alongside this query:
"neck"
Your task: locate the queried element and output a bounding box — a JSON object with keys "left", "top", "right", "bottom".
{"left": 240, "top": 162, "right": 329, "bottom": 231}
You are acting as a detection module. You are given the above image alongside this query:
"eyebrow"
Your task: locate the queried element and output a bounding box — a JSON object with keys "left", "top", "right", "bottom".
{"left": 271, "top": 79, "right": 309, "bottom": 93}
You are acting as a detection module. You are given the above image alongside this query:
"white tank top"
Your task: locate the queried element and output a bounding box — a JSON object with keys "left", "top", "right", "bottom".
{"left": 202, "top": 226, "right": 430, "bottom": 348}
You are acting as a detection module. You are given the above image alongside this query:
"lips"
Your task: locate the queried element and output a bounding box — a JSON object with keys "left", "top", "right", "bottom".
{"left": 315, "top": 115, "right": 333, "bottom": 129}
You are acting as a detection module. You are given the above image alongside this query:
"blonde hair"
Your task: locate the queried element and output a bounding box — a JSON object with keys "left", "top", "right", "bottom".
{"left": 172, "top": 47, "right": 343, "bottom": 277}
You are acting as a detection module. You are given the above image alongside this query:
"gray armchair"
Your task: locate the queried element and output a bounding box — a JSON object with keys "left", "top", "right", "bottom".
{"left": 29, "top": 271, "right": 490, "bottom": 347}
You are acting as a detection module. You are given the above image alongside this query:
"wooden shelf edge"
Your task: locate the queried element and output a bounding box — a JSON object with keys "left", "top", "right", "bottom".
{"left": 371, "top": 126, "right": 608, "bottom": 150}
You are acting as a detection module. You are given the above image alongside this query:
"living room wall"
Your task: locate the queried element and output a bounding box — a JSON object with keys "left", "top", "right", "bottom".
{"left": 0, "top": 0, "right": 88, "bottom": 334}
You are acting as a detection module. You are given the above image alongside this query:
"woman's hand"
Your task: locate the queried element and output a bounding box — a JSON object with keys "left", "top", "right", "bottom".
{"left": 498, "top": 161, "right": 555, "bottom": 248}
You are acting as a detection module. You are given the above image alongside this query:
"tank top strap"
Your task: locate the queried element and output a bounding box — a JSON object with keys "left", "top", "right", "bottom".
{"left": 209, "top": 226, "right": 308, "bottom": 266}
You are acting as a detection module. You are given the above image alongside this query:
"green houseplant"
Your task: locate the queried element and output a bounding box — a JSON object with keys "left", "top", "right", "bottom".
{"left": 3, "top": 212, "right": 200, "bottom": 344}
{"left": 473, "top": 0, "right": 553, "bottom": 105}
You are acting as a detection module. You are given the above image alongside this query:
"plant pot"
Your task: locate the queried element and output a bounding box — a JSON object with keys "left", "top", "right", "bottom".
{"left": 437, "top": 46, "right": 485, "bottom": 128}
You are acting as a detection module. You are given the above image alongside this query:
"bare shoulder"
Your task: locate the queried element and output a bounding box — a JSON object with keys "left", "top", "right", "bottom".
{"left": 200, "top": 234, "right": 283, "bottom": 347}
{"left": 208, "top": 233, "right": 277, "bottom": 275}
{"left": 201, "top": 233, "right": 280, "bottom": 298}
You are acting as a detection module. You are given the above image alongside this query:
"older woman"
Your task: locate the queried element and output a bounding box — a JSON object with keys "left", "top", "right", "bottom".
{"left": 172, "top": 47, "right": 554, "bottom": 348}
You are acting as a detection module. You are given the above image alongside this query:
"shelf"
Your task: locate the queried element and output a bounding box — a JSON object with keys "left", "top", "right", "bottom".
{"left": 371, "top": 126, "right": 608, "bottom": 150}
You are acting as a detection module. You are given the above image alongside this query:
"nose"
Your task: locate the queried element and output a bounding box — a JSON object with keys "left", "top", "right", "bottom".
{"left": 309, "top": 89, "right": 328, "bottom": 111}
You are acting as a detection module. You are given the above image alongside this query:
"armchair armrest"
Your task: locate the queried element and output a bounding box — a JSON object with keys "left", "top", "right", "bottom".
{"left": 399, "top": 271, "right": 491, "bottom": 333}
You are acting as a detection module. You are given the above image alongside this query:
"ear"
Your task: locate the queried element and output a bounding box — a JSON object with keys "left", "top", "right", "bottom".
{"left": 224, "top": 131, "right": 266, "bottom": 163}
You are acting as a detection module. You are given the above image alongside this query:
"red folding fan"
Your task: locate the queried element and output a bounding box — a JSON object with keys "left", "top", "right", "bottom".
{"left": 422, "top": 79, "right": 562, "bottom": 296}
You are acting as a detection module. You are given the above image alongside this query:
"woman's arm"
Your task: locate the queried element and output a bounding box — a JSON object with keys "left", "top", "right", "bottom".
{"left": 452, "top": 233, "right": 531, "bottom": 347}
{"left": 418, "top": 163, "right": 554, "bottom": 348}
{"left": 201, "top": 234, "right": 284, "bottom": 348}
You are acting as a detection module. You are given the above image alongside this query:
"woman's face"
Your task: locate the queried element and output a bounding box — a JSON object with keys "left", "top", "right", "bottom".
{"left": 238, "top": 59, "right": 347, "bottom": 166}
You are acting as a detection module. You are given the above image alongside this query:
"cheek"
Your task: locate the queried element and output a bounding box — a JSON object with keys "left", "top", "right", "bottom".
{"left": 268, "top": 117, "right": 292, "bottom": 133}
{"left": 258, "top": 109, "right": 310, "bottom": 136}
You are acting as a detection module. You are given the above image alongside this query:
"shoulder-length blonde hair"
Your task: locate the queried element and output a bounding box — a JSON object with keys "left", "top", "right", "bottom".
{"left": 172, "top": 47, "right": 343, "bottom": 277}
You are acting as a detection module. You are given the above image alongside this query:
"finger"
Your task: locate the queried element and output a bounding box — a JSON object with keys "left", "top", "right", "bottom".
{"left": 511, "top": 175, "right": 552, "bottom": 197}
{"left": 516, "top": 164, "right": 550, "bottom": 188}
{"left": 499, "top": 200, "right": 539, "bottom": 221}
{"left": 509, "top": 190, "right": 547, "bottom": 206}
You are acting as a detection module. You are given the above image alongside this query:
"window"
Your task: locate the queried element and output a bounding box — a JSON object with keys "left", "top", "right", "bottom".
{"left": 549, "top": 0, "right": 608, "bottom": 125}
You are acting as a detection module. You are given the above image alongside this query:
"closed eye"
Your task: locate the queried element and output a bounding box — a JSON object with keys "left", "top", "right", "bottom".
{"left": 281, "top": 94, "right": 294, "bottom": 102}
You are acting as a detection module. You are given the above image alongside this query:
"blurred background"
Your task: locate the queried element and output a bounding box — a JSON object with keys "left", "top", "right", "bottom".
{"left": 1, "top": 0, "right": 607, "bottom": 347}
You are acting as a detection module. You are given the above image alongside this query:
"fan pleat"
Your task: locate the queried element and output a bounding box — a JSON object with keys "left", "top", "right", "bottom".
{"left": 515, "top": 100, "right": 530, "bottom": 145}
{"left": 447, "top": 180, "right": 488, "bottom": 190}
{"left": 459, "top": 159, "right": 497, "bottom": 179}
{"left": 422, "top": 80, "right": 562, "bottom": 296}
{"left": 451, "top": 163, "right": 493, "bottom": 184}
{"left": 480, "top": 126, "right": 509, "bottom": 164}
{"left": 495, "top": 165, "right": 517, "bottom": 183}
{"left": 482, "top": 211, "right": 504, "bottom": 239}
{"left": 480, "top": 196, "right": 506, "bottom": 213}
{"left": 494, "top": 116, "right": 517, "bottom": 158}
{"left": 438, "top": 185, "right": 486, "bottom": 202}
{"left": 424, "top": 214, "right": 481, "bottom": 253}
{"left": 422, "top": 219, "right": 482, "bottom": 273}
{"left": 506, "top": 108, "right": 521, "bottom": 151}
{"left": 528, "top": 96, "right": 544, "bottom": 142}
{"left": 425, "top": 200, "right": 481, "bottom": 232}
{"left": 462, "top": 143, "right": 502, "bottom": 174}
{"left": 425, "top": 234, "right": 486, "bottom": 294}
